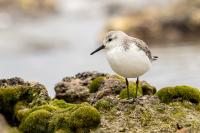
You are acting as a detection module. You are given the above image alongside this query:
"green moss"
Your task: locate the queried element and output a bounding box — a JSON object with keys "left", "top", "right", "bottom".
{"left": 0, "top": 86, "right": 29, "bottom": 125}
{"left": 119, "top": 82, "right": 143, "bottom": 99}
{"left": 113, "top": 75, "right": 125, "bottom": 82}
{"left": 0, "top": 86, "right": 22, "bottom": 115}
{"left": 95, "top": 99, "right": 112, "bottom": 110}
{"left": 88, "top": 77, "right": 104, "bottom": 93}
{"left": 49, "top": 99, "right": 73, "bottom": 108}
{"left": 142, "top": 82, "right": 157, "bottom": 95}
{"left": 19, "top": 109, "right": 52, "bottom": 133}
{"left": 55, "top": 129, "right": 72, "bottom": 133}
{"left": 18, "top": 100, "right": 100, "bottom": 133}
{"left": 48, "top": 103, "right": 100, "bottom": 132}
{"left": 14, "top": 102, "right": 30, "bottom": 122}
{"left": 75, "top": 128, "right": 90, "bottom": 133}
{"left": 172, "top": 111, "right": 186, "bottom": 118}
{"left": 31, "top": 105, "right": 59, "bottom": 113}
{"left": 48, "top": 112, "right": 71, "bottom": 133}
{"left": 0, "top": 84, "right": 50, "bottom": 125}
{"left": 195, "top": 104, "right": 200, "bottom": 111}
{"left": 140, "top": 109, "right": 152, "bottom": 126}
{"left": 156, "top": 86, "right": 200, "bottom": 103}
{"left": 70, "top": 105, "right": 100, "bottom": 128}
{"left": 175, "top": 86, "right": 200, "bottom": 103}
{"left": 7, "top": 127, "right": 21, "bottom": 133}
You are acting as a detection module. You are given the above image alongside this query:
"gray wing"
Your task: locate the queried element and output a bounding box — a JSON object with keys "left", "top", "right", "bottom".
{"left": 131, "top": 38, "right": 158, "bottom": 61}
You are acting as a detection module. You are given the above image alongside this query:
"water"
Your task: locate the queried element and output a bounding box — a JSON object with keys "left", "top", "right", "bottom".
{"left": 0, "top": 0, "right": 199, "bottom": 97}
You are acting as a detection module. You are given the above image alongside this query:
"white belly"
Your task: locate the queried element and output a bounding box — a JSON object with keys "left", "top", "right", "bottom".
{"left": 106, "top": 46, "right": 151, "bottom": 78}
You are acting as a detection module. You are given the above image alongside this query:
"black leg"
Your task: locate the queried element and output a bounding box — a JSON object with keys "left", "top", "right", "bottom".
{"left": 136, "top": 77, "right": 139, "bottom": 98}
{"left": 125, "top": 78, "right": 130, "bottom": 99}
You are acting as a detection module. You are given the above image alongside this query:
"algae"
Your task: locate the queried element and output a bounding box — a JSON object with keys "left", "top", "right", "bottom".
{"left": 0, "top": 84, "right": 49, "bottom": 125}
{"left": 156, "top": 85, "right": 200, "bottom": 103}
{"left": 88, "top": 76, "right": 104, "bottom": 93}
{"left": 95, "top": 99, "right": 112, "bottom": 110}
{"left": 19, "top": 109, "right": 52, "bottom": 133}
{"left": 119, "top": 82, "right": 143, "bottom": 99}
{"left": 18, "top": 100, "right": 100, "bottom": 133}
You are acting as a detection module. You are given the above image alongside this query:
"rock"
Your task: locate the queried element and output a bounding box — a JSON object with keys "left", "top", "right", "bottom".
{"left": 0, "top": 77, "right": 101, "bottom": 133}
{"left": 0, "top": 77, "right": 25, "bottom": 87}
{"left": 75, "top": 71, "right": 106, "bottom": 81}
{"left": 18, "top": 100, "right": 100, "bottom": 133}
{"left": 0, "top": 77, "right": 50, "bottom": 125}
{"left": 141, "top": 81, "right": 156, "bottom": 95}
{"left": 156, "top": 85, "right": 200, "bottom": 103}
{"left": 104, "top": 0, "right": 200, "bottom": 44}
{"left": 55, "top": 79, "right": 90, "bottom": 103}
{"left": 52, "top": 72, "right": 200, "bottom": 132}
{"left": 88, "top": 77, "right": 104, "bottom": 93}
{"left": 1, "top": 72, "right": 199, "bottom": 133}
{"left": 55, "top": 72, "right": 106, "bottom": 103}
{"left": 55, "top": 72, "right": 156, "bottom": 103}
{"left": 93, "top": 95, "right": 200, "bottom": 132}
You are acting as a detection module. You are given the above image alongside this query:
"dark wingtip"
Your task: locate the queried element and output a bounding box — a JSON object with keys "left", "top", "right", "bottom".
{"left": 152, "top": 56, "right": 159, "bottom": 61}
{"left": 153, "top": 56, "right": 158, "bottom": 59}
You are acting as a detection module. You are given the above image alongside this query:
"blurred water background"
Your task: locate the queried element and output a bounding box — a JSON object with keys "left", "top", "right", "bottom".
{"left": 0, "top": 0, "right": 200, "bottom": 97}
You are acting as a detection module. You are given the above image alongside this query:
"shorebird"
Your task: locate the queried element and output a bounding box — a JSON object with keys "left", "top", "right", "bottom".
{"left": 90, "top": 31, "right": 158, "bottom": 99}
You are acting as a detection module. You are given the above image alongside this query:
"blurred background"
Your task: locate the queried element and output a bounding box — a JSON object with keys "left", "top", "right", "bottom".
{"left": 0, "top": 0, "right": 200, "bottom": 97}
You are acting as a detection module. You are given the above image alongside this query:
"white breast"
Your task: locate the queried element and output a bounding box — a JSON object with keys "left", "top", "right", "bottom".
{"left": 106, "top": 45, "right": 152, "bottom": 78}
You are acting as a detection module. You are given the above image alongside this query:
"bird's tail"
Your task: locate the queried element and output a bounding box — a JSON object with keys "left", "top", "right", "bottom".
{"left": 152, "top": 56, "right": 158, "bottom": 61}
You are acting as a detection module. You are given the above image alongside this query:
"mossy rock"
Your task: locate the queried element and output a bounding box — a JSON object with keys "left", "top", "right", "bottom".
{"left": 55, "top": 129, "right": 72, "bottom": 133}
{"left": 18, "top": 99, "right": 100, "bottom": 133}
{"left": 95, "top": 99, "right": 112, "bottom": 110}
{"left": 49, "top": 99, "right": 73, "bottom": 109}
{"left": 0, "top": 84, "right": 49, "bottom": 125}
{"left": 48, "top": 101, "right": 100, "bottom": 132}
{"left": 141, "top": 82, "right": 156, "bottom": 95}
{"left": 156, "top": 85, "right": 200, "bottom": 103}
{"left": 119, "top": 82, "right": 143, "bottom": 99}
{"left": 19, "top": 109, "right": 52, "bottom": 133}
{"left": 88, "top": 77, "right": 104, "bottom": 93}
{"left": 70, "top": 106, "right": 100, "bottom": 128}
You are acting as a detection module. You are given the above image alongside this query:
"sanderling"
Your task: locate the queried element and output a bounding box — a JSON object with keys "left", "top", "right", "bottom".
{"left": 90, "top": 31, "right": 158, "bottom": 99}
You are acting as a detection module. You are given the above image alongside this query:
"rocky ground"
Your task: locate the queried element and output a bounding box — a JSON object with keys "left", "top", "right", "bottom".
{"left": 0, "top": 72, "right": 200, "bottom": 133}
{"left": 104, "top": 0, "right": 200, "bottom": 44}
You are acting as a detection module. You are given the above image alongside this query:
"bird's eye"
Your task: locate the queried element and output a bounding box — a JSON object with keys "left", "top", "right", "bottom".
{"left": 108, "top": 38, "right": 112, "bottom": 42}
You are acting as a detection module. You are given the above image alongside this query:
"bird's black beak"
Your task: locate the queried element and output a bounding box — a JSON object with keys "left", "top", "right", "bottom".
{"left": 90, "top": 45, "right": 105, "bottom": 55}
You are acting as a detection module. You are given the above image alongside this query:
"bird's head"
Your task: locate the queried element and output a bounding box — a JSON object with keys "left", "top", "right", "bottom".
{"left": 90, "top": 31, "right": 127, "bottom": 55}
